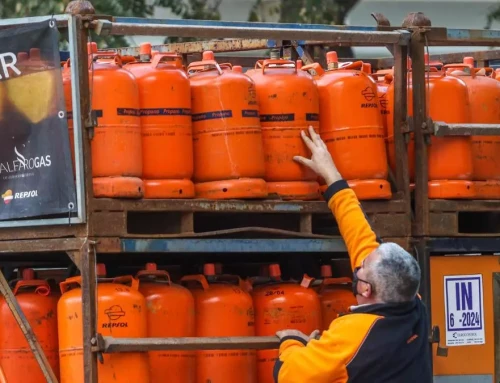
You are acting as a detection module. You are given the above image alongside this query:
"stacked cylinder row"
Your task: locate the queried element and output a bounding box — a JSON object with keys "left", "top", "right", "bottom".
{"left": 62, "top": 43, "right": 395, "bottom": 201}
{"left": 381, "top": 54, "right": 500, "bottom": 199}
{"left": 0, "top": 264, "right": 355, "bottom": 383}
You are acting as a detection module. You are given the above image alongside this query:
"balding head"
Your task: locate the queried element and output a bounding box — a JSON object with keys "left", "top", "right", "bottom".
{"left": 365, "top": 243, "right": 421, "bottom": 303}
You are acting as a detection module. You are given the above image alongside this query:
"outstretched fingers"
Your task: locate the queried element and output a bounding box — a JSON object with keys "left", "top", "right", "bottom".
{"left": 308, "top": 126, "right": 327, "bottom": 150}
{"left": 300, "top": 130, "right": 316, "bottom": 151}
{"left": 293, "top": 155, "right": 314, "bottom": 169}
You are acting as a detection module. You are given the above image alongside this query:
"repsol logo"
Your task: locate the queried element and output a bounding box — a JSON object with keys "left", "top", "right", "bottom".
{"left": 102, "top": 322, "right": 128, "bottom": 328}
{"left": 15, "top": 190, "right": 38, "bottom": 199}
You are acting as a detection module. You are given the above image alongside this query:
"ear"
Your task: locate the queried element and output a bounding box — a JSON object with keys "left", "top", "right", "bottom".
{"left": 360, "top": 282, "right": 372, "bottom": 298}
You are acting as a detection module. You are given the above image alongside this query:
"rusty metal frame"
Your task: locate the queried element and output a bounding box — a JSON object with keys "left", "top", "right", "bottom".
{"left": 8, "top": 10, "right": 500, "bottom": 383}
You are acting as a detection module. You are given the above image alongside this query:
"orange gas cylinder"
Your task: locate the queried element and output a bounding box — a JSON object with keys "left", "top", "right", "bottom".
{"left": 247, "top": 57, "right": 320, "bottom": 200}
{"left": 181, "top": 264, "right": 257, "bottom": 383}
{"left": 64, "top": 42, "right": 143, "bottom": 198}
{"left": 317, "top": 265, "right": 356, "bottom": 331}
{"left": 125, "top": 43, "right": 195, "bottom": 199}
{"left": 58, "top": 264, "right": 149, "bottom": 383}
{"left": 251, "top": 264, "right": 322, "bottom": 383}
{"left": 61, "top": 62, "right": 75, "bottom": 175}
{"left": 371, "top": 71, "right": 393, "bottom": 136}
{"left": 0, "top": 269, "right": 59, "bottom": 383}
{"left": 136, "top": 263, "right": 196, "bottom": 383}
{"left": 444, "top": 58, "right": 500, "bottom": 199}
{"left": 188, "top": 51, "right": 267, "bottom": 199}
{"left": 386, "top": 54, "right": 474, "bottom": 198}
{"left": 301, "top": 51, "right": 391, "bottom": 200}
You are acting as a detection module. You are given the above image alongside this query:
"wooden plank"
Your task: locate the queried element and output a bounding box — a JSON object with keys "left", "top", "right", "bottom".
{"left": 0, "top": 224, "right": 85, "bottom": 241}
{"left": 430, "top": 199, "right": 500, "bottom": 212}
{"left": 0, "top": 238, "right": 86, "bottom": 253}
{"left": 90, "top": 198, "right": 407, "bottom": 214}
{"left": 369, "top": 213, "right": 411, "bottom": 238}
{"left": 89, "top": 211, "right": 126, "bottom": 236}
{"left": 428, "top": 213, "right": 458, "bottom": 237}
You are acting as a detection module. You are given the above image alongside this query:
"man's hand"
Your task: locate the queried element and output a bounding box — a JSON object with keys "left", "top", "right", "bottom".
{"left": 276, "top": 329, "right": 321, "bottom": 343}
{"left": 294, "top": 126, "right": 343, "bottom": 186}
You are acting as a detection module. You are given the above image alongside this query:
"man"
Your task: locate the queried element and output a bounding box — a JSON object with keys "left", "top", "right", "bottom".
{"left": 273, "top": 127, "right": 432, "bottom": 383}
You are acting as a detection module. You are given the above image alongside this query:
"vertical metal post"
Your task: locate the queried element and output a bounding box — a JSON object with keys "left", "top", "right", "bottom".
{"left": 81, "top": 241, "right": 98, "bottom": 383}
{"left": 410, "top": 30, "right": 432, "bottom": 367}
{"left": 69, "top": 11, "right": 98, "bottom": 382}
{"left": 0, "top": 269, "right": 58, "bottom": 383}
{"left": 392, "top": 41, "right": 410, "bottom": 203}
{"left": 411, "top": 31, "right": 429, "bottom": 239}
{"left": 67, "top": 15, "right": 88, "bottom": 224}
{"left": 411, "top": 31, "right": 431, "bottom": 307}
{"left": 69, "top": 14, "right": 94, "bottom": 223}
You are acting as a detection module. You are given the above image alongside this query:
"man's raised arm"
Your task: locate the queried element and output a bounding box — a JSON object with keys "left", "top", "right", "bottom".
{"left": 294, "top": 127, "right": 381, "bottom": 270}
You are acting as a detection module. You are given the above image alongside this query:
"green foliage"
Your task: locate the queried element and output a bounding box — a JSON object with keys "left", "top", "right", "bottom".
{"left": 0, "top": 0, "right": 222, "bottom": 47}
{"left": 157, "top": 0, "right": 222, "bottom": 43}
{"left": 486, "top": 3, "right": 500, "bottom": 29}
{"left": 247, "top": 0, "right": 360, "bottom": 57}
{"left": 248, "top": 0, "right": 359, "bottom": 25}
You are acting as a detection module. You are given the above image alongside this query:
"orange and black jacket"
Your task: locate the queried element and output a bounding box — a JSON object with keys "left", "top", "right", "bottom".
{"left": 273, "top": 180, "right": 432, "bottom": 383}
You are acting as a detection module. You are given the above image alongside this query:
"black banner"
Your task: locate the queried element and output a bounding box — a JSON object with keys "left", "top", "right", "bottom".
{"left": 0, "top": 19, "right": 76, "bottom": 221}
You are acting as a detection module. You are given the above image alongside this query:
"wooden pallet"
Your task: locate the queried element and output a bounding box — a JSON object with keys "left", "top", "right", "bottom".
{"left": 429, "top": 200, "right": 500, "bottom": 236}
{"left": 89, "top": 198, "right": 411, "bottom": 239}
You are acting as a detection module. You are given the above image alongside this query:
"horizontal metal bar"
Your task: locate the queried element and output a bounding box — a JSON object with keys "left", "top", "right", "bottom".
{"left": 428, "top": 238, "right": 500, "bottom": 253}
{"left": 433, "top": 122, "right": 500, "bottom": 136}
{"left": 112, "top": 39, "right": 277, "bottom": 56}
{"left": 120, "top": 239, "right": 346, "bottom": 253}
{"left": 0, "top": 14, "right": 69, "bottom": 27}
{"left": 377, "top": 49, "right": 500, "bottom": 69}
{"left": 0, "top": 217, "right": 83, "bottom": 229}
{"left": 100, "top": 336, "right": 279, "bottom": 353}
{"left": 94, "top": 20, "right": 407, "bottom": 45}
{"left": 446, "top": 29, "right": 500, "bottom": 46}
{"left": 112, "top": 17, "right": 381, "bottom": 32}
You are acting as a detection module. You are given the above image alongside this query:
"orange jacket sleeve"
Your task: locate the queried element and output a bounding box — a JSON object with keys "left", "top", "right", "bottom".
{"left": 274, "top": 314, "right": 382, "bottom": 383}
{"left": 323, "top": 180, "right": 381, "bottom": 270}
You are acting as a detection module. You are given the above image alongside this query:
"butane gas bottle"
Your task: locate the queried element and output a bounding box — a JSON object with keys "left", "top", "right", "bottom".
{"left": 445, "top": 57, "right": 500, "bottom": 199}
{"left": 251, "top": 264, "right": 322, "bottom": 383}
{"left": 63, "top": 42, "right": 143, "bottom": 198}
{"left": 58, "top": 264, "right": 150, "bottom": 383}
{"left": 188, "top": 51, "right": 267, "bottom": 199}
{"left": 137, "top": 263, "right": 196, "bottom": 383}
{"left": 181, "top": 264, "right": 257, "bottom": 383}
{"left": 386, "top": 53, "right": 473, "bottom": 198}
{"left": 0, "top": 269, "right": 59, "bottom": 383}
{"left": 247, "top": 54, "right": 320, "bottom": 200}
{"left": 371, "top": 70, "right": 394, "bottom": 136}
{"left": 125, "top": 43, "right": 195, "bottom": 199}
{"left": 302, "top": 51, "right": 391, "bottom": 200}
{"left": 316, "top": 265, "right": 356, "bottom": 331}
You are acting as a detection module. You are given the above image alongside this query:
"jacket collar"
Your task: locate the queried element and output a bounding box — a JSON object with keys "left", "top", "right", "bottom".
{"left": 349, "top": 297, "right": 418, "bottom": 317}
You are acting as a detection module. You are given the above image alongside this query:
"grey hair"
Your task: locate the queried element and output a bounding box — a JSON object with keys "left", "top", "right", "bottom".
{"left": 365, "top": 242, "right": 421, "bottom": 303}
